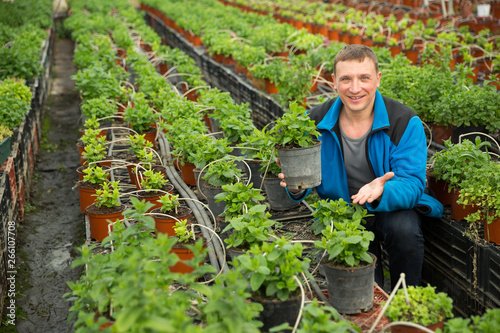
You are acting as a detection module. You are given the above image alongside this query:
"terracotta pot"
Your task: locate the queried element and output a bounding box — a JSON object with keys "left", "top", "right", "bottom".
{"left": 339, "top": 33, "right": 350, "bottom": 44}
{"left": 403, "top": 49, "right": 419, "bottom": 65}
{"left": 170, "top": 242, "right": 206, "bottom": 274}
{"left": 86, "top": 204, "right": 126, "bottom": 242}
{"left": 361, "top": 37, "right": 373, "bottom": 47}
{"left": 140, "top": 126, "right": 158, "bottom": 146}
{"left": 349, "top": 34, "right": 362, "bottom": 45}
{"left": 77, "top": 182, "right": 100, "bottom": 213}
{"left": 484, "top": 215, "right": 500, "bottom": 245}
{"left": 426, "top": 173, "right": 452, "bottom": 206}
{"left": 390, "top": 320, "right": 444, "bottom": 332}
{"left": 151, "top": 206, "right": 193, "bottom": 236}
{"left": 251, "top": 77, "right": 266, "bottom": 91}
{"left": 328, "top": 29, "right": 340, "bottom": 41}
{"left": 137, "top": 184, "right": 175, "bottom": 212}
{"left": 432, "top": 123, "right": 453, "bottom": 145}
{"left": 390, "top": 45, "right": 402, "bottom": 57}
{"left": 234, "top": 62, "right": 249, "bottom": 76}
{"left": 265, "top": 80, "right": 279, "bottom": 94}
{"left": 126, "top": 164, "right": 142, "bottom": 189}
{"left": 450, "top": 189, "right": 480, "bottom": 221}
{"left": 180, "top": 161, "right": 197, "bottom": 186}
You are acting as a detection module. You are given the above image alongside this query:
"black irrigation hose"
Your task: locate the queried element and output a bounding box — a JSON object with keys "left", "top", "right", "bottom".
{"left": 158, "top": 134, "right": 227, "bottom": 274}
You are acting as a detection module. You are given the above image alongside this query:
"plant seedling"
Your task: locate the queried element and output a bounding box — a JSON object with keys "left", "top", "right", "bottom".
{"left": 140, "top": 169, "right": 167, "bottom": 190}
{"left": 93, "top": 181, "right": 121, "bottom": 208}
{"left": 157, "top": 194, "right": 181, "bottom": 214}
{"left": 174, "top": 219, "right": 194, "bottom": 243}
{"left": 82, "top": 165, "right": 108, "bottom": 185}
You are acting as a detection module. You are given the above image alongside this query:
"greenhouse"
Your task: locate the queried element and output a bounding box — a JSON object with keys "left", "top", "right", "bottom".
{"left": 1, "top": 0, "right": 500, "bottom": 332}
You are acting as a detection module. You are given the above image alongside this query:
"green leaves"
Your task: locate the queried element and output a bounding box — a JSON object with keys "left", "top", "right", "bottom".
{"left": 384, "top": 284, "right": 454, "bottom": 326}
{"left": 93, "top": 181, "right": 121, "bottom": 208}
{"left": 313, "top": 199, "right": 374, "bottom": 267}
{"left": 223, "top": 204, "right": 276, "bottom": 249}
{"left": 271, "top": 101, "right": 320, "bottom": 148}
{"left": 233, "top": 237, "right": 309, "bottom": 301}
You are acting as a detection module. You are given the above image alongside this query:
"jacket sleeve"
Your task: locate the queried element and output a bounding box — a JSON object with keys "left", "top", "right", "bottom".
{"left": 366, "top": 116, "right": 427, "bottom": 212}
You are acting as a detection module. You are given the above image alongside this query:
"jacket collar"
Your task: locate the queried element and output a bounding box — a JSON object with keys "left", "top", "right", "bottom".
{"left": 317, "top": 90, "right": 390, "bottom": 132}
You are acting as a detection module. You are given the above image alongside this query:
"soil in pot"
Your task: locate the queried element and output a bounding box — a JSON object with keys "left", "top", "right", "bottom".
{"left": 276, "top": 142, "right": 322, "bottom": 190}
{"left": 151, "top": 206, "right": 193, "bottom": 237}
{"left": 85, "top": 204, "right": 126, "bottom": 242}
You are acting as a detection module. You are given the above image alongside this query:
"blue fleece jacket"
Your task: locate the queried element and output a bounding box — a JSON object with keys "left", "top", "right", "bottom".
{"left": 288, "top": 90, "right": 443, "bottom": 218}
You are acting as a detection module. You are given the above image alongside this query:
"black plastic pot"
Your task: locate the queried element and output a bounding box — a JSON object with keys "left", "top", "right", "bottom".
{"left": 276, "top": 142, "right": 321, "bottom": 190}
{"left": 321, "top": 254, "right": 376, "bottom": 314}
{"left": 202, "top": 184, "right": 226, "bottom": 218}
{"left": 252, "top": 294, "right": 302, "bottom": 332}
{"left": 262, "top": 176, "right": 300, "bottom": 211}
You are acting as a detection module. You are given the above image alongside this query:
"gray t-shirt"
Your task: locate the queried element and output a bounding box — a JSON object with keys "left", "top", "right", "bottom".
{"left": 339, "top": 126, "right": 375, "bottom": 198}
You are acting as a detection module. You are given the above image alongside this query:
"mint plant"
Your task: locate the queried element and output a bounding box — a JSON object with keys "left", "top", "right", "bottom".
{"left": 271, "top": 102, "right": 320, "bottom": 148}
{"left": 140, "top": 169, "right": 167, "bottom": 190}
{"left": 93, "top": 181, "right": 121, "bottom": 208}
{"left": 310, "top": 198, "right": 372, "bottom": 235}
{"left": 81, "top": 96, "right": 117, "bottom": 120}
{"left": 222, "top": 204, "right": 276, "bottom": 250}
{"left": 123, "top": 95, "right": 157, "bottom": 133}
{"left": 233, "top": 237, "right": 309, "bottom": 301}
{"left": 128, "top": 133, "right": 153, "bottom": 156}
{"left": 82, "top": 165, "right": 108, "bottom": 186}
{"left": 157, "top": 194, "right": 181, "bottom": 214}
{"left": 203, "top": 156, "right": 244, "bottom": 188}
{"left": 314, "top": 204, "right": 374, "bottom": 267}
{"left": 81, "top": 141, "right": 107, "bottom": 165}
{"left": 214, "top": 182, "right": 265, "bottom": 222}
{"left": 174, "top": 219, "right": 195, "bottom": 243}
{"left": 429, "top": 137, "right": 491, "bottom": 191}
{"left": 384, "top": 284, "right": 453, "bottom": 327}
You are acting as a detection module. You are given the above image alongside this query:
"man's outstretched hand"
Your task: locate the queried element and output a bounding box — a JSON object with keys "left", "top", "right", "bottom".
{"left": 351, "top": 172, "right": 395, "bottom": 205}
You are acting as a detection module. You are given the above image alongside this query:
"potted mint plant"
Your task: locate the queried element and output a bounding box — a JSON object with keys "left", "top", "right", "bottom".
{"left": 150, "top": 194, "right": 193, "bottom": 237}
{"left": 85, "top": 181, "right": 126, "bottom": 242}
{"left": 271, "top": 101, "right": 321, "bottom": 190}
{"left": 384, "top": 284, "right": 453, "bottom": 332}
{"left": 233, "top": 237, "right": 310, "bottom": 332}
{"left": 314, "top": 199, "right": 376, "bottom": 314}
{"left": 137, "top": 169, "right": 174, "bottom": 212}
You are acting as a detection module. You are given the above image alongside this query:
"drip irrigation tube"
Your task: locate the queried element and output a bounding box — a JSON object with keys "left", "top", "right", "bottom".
{"left": 158, "top": 133, "right": 227, "bottom": 273}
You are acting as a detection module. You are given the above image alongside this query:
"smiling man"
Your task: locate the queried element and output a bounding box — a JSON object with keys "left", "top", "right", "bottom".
{"left": 279, "top": 45, "right": 443, "bottom": 290}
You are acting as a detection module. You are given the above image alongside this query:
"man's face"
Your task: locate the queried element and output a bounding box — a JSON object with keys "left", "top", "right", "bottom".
{"left": 332, "top": 58, "right": 381, "bottom": 115}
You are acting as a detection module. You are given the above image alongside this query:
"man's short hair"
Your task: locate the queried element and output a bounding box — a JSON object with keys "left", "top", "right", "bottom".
{"left": 333, "top": 45, "right": 379, "bottom": 75}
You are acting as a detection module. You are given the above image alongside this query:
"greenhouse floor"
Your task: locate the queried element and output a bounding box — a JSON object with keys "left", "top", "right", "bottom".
{"left": 13, "top": 37, "right": 85, "bottom": 333}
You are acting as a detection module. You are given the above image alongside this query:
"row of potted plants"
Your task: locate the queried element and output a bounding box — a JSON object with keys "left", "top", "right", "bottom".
{"left": 64, "top": 1, "right": 370, "bottom": 330}
{"left": 0, "top": 0, "right": 54, "bottom": 167}
{"left": 140, "top": 0, "right": 500, "bottom": 149}
{"left": 428, "top": 137, "right": 500, "bottom": 245}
